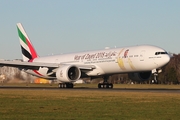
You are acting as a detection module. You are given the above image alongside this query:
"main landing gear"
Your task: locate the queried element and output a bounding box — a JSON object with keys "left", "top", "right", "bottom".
{"left": 98, "top": 76, "right": 113, "bottom": 89}
{"left": 58, "top": 83, "right": 74, "bottom": 88}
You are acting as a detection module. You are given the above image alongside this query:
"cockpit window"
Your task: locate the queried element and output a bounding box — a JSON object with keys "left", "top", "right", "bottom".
{"left": 155, "top": 52, "right": 168, "bottom": 55}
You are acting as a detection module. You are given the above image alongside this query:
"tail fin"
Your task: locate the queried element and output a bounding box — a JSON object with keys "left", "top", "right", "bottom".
{"left": 17, "top": 23, "right": 38, "bottom": 61}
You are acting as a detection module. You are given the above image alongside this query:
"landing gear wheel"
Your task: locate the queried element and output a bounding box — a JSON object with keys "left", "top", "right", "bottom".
{"left": 59, "top": 83, "right": 65, "bottom": 88}
{"left": 109, "top": 83, "right": 113, "bottom": 89}
{"left": 98, "top": 83, "right": 101, "bottom": 88}
{"left": 98, "top": 83, "right": 113, "bottom": 89}
{"left": 58, "top": 83, "right": 74, "bottom": 88}
{"left": 66, "top": 83, "right": 74, "bottom": 88}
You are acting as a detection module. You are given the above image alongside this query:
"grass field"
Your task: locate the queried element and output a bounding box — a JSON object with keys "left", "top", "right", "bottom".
{"left": 0, "top": 84, "right": 180, "bottom": 120}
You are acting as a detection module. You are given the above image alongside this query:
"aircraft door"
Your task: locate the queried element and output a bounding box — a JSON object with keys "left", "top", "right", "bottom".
{"left": 139, "top": 50, "right": 145, "bottom": 61}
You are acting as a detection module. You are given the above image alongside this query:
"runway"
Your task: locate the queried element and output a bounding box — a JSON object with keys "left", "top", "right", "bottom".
{"left": 0, "top": 86, "right": 180, "bottom": 93}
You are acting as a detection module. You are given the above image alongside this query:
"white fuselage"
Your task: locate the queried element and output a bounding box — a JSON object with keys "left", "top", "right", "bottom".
{"left": 26, "top": 45, "right": 170, "bottom": 79}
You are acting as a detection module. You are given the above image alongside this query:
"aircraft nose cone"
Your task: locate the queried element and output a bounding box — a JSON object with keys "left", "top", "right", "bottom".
{"left": 165, "top": 55, "right": 170, "bottom": 64}
{"left": 156, "top": 54, "right": 170, "bottom": 68}
{"left": 162, "top": 55, "right": 170, "bottom": 66}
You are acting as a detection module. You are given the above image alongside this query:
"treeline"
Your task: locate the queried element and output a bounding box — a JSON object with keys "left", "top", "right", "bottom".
{"left": 0, "top": 66, "right": 35, "bottom": 83}
{"left": 158, "top": 54, "right": 180, "bottom": 84}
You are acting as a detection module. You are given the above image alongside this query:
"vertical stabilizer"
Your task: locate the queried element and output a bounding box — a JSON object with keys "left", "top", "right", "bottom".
{"left": 17, "top": 23, "right": 38, "bottom": 61}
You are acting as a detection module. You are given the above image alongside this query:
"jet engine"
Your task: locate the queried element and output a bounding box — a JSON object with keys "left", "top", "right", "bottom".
{"left": 128, "top": 71, "right": 151, "bottom": 81}
{"left": 56, "top": 65, "right": 81, "bottom": 82}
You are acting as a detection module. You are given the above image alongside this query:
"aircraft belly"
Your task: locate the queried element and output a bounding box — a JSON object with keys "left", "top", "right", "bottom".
{"left": 94, "top": 62, "right": 123, "bottom": 74}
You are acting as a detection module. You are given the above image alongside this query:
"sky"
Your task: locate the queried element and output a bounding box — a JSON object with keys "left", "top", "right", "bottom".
{"left": 0, "top": 0, "right": 180, "bottom": 59}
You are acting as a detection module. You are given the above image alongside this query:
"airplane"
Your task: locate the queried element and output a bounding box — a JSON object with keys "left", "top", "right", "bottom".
{"left": 0, "top": 23, "right": 170, "bottom": 88}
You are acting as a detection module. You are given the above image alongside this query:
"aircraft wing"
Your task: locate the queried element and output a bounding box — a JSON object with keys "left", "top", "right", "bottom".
{"left": 0, "top": 60, "right": 95, "bottom": 70}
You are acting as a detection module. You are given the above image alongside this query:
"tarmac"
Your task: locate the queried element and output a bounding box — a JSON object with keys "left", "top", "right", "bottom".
{"left": 0, "top": 85, "right": 180, "bottom": 93}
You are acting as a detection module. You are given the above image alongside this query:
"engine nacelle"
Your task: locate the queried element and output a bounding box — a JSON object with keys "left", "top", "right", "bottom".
{"left": 128, "top": 71, "right": 151, "bottom": 81}
{"left": 56, "top": 65, "right": 81, "bottom": 82}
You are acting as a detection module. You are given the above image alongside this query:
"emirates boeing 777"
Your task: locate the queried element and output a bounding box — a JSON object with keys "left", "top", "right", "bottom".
{"left": 0, "top": 23, "right": 170, "bottom": 88}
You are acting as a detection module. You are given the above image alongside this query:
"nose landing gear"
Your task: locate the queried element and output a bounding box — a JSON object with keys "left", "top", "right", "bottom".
{"left": 152, "top": 69, "right": 162, "bottom": 84}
